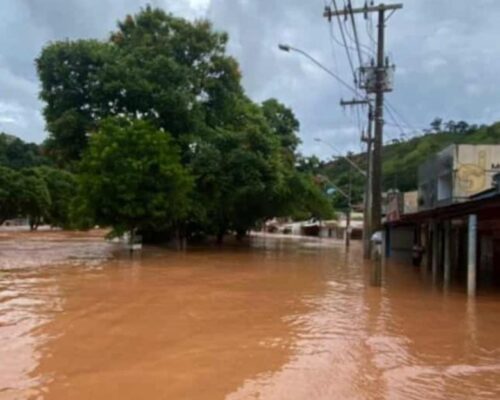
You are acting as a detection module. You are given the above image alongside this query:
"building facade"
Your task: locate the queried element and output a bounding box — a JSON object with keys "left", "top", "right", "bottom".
{"left": 418, "top": 144, "right": 500, "bottom": 210}
{"left": 385, "top": 144, "right": 500, "bottom": 296}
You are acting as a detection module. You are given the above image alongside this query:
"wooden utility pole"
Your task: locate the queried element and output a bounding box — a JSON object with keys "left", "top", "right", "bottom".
{"left": 324, "top": 2, "right": 402, "bottom": 240}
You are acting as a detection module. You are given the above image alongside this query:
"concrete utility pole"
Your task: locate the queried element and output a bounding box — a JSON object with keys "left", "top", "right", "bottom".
{"left": 346, "top": 163, "right": 353, "bottom": 248}
{"left": 324, "top": 2, "right": 403, "bottom": 240}
{"left": 340, "top": 98, "right": 373, "bottom": 258}
{"left": 467, "top": 214, "right": 478, "bottom": 296}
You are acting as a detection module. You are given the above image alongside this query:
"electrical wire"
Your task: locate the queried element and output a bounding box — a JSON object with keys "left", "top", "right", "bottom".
{"left": 287, "top": 46, "right": 366, "bottom": 100}
{"left": 324, "top": 0, "right": 346, "bottom": 99}
{"left": 384, "top": 106, "right": 407, "bottom": 137}
{"left": 331, "top": 0, "right": 358, "bottom": 84}
{"left": 385, "top": 100, "right": 418, "bottom": 133}
{"left": 365, "top": 5, "right": 376, "bottom": 53}
{"left": 346, "top": 0, "right": 364, "bottom": 66}
{"left": 327, "top": 18, "right": 371, "bottom": 62}
{"left": 345, "top": 0, "right": 375, "bottom": 60}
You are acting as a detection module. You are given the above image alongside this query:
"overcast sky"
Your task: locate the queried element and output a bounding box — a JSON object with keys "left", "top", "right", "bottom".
{"left": 2, "top": 0, "right": 500, "bottom": 159}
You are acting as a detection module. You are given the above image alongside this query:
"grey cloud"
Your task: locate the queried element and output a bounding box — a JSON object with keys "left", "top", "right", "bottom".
{"left": 1, "top": 0, "right": 500, "bottom": 160}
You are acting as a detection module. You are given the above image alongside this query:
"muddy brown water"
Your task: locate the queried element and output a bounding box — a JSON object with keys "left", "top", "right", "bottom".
{"left": 0, "top": 230, "right": 499, "bottom": 400}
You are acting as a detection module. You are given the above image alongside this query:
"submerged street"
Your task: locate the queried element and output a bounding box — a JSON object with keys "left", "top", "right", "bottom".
{"left": 1, "top": 231, "right": 499, "bottom": 400}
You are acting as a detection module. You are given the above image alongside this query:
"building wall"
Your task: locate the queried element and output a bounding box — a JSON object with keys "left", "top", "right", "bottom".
{"left": 403, "top": 191, "right": 418, "bottom": 214}
{"left": 418, "top": 145, "right": 500, "bottom": 210}
{"left": 454, "top": 145, "right": 500, "bottom": 199}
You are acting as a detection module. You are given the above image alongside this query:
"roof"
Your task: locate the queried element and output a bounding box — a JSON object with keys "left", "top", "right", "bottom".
{"left": 386, "top": 191, "right": 500, "bottom": 226}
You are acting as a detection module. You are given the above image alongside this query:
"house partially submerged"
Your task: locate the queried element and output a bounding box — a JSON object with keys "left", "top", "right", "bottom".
{"left": 384, "top": 144, "right": 500, "bottom": 295}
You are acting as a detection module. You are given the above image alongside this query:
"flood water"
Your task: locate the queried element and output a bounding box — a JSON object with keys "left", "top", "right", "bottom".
{"left": 1, "top": 230, "right": 499, "bottom": 400}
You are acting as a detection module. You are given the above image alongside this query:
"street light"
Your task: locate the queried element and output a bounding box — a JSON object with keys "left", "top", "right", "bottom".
{"left": 278, "top": 43, "right": 367, "bottom": 100}
{"left": 314, "top": 138, "right": 366, "bottom": 177}
{"left": 279, "top": 42, "right": 371, "bottom": 253}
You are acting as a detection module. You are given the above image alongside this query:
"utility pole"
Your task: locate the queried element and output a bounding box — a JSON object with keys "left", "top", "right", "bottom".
{"left": 340, "top": 98, "right": 373, "bottom": 258}
{"left": 324, "top": 2, "right": 402, "bottom": 244}
{"left": 346, "top": 163, "right": 352, "bottom": 248}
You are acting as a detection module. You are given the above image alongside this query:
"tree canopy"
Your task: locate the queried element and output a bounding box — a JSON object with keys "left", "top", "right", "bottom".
{"left": 0, "top": 133, "right": 48, "bottom": 169}
{"left": 79, "top": 118, "right": 192, "bottom": 236}
{"left": 35, "top": 6, "right": 334, "bottom": 241}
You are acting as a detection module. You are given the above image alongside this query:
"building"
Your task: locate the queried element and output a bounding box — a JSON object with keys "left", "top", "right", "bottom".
{"left": 418, "top": 144, "right": 500, "bottom": 210}
{"left": 384, "top": 145, "right": 500, "bottom": 296}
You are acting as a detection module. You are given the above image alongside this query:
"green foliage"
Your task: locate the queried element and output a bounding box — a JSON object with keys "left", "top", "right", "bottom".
{"left": 187, "top": 99, "right": 285, "bottom": 237}
{"left": 34, "top": 6, "right": 334, "bottom": 240}
{"left": 79, "top": 117, "right": 192, "bottom": 235}
{"left": 261, "top": 98, "right": 301, "bottom": 154}
{"left": 0, "top": 166, "right": 22, "bottom": 223}
{"left": 37, "top": 6, "right": 243, "bottom": 166}
{"left": 323, "top": 121, "right": 500, "bottom": 201}
{"left": 17, "top": 169, "right": 52, "bottom": 230}
{"left": 0, "top": 166, "right": 55, "bottom": 229}
{"left": 35, "top": 167, "right": 77, "bottom": 228}
{"left": 0, "top": 133, "right": 49, "bottom": 169}
{"left": 37, "top": 40, "right": 114, "bottom": 164}
{"left": 281, "top": 172, "right": 335, "bottom": 221}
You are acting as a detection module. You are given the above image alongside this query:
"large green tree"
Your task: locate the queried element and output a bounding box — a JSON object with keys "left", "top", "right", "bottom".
{"left": 187, "top": 99, "right": 286, "bottom": 240}
{"left": 79, "top": 117, "right": 192, "bottom": 236}
{"left": 36, "top": 7, "right": 335, "bottom": 241}
{"left": 37, "top": 6, "right": 243, "bottom": 166}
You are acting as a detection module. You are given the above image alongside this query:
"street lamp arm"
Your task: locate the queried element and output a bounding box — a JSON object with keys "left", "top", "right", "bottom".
{"left": 278, "top": 44, "right": 367, "bottom": 101}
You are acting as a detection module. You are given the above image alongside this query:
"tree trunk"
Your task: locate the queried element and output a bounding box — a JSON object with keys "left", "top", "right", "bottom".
{"left": 236, "top": 229, "right": 246, "bottom": 241}
{"left": 29, "top": 217, "right": 38, "bottom": 231}
{"left": 129, "top": 228, "right": 135, "bottom": 255}
{"left": 216, "top": 232, "right": 224, "bottom": 245}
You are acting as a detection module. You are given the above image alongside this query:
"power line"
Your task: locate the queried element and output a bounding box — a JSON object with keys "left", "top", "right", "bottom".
{"left": 323, "top": 0, "right": 345, "bottom": 98}
{"left": 324, "top": 1, "right": 404, "bottom": 240}
{"left": 327, "top": 16, "right": 372, "bottom": 61}
{"left": 330, "top": 0, "right": 358, "bottom": 84}
{"left": 365, "top": 4, "right": 376, "bottom": 52}
{"left": 346, "top": 0, "right": 364, "bottom": 66}
{"left": 385, "top": 100, "right": 418, "bottom": 133}
{"left": 346, "top": 0, "right": 375, "bottom": 60}
{"left": 342, "top": 14, "right": 375, "bottom": 59}
{"left": 384, "top": 105, "right": 407, "bottom": 138}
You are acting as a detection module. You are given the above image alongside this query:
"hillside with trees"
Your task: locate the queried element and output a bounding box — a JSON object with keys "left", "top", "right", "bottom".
{"left": 0, "top": 133, "right": 49, "bottom": 169}
{"left": 321, "top": 120, "right": 500, "bottom": 207}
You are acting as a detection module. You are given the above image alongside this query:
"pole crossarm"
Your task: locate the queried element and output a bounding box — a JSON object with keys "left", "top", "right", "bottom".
{"left": 340, "top": 98, "right": 371, "bottom": 107}
{"left": 324, "top": 3, "right": 402, "bottom": 18}
{"left": 320, "top": 1, "right": 402, "bottom": 254}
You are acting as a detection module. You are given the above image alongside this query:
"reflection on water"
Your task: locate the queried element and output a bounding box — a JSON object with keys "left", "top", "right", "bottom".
{"left": 0, "top": 231, "right": 499, "bottom": 400}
